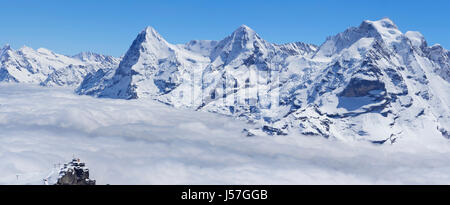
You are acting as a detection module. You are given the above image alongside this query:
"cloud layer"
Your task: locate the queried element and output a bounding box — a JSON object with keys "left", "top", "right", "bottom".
{"left": 0, "top": 84, "right": 449, "bottom": 184}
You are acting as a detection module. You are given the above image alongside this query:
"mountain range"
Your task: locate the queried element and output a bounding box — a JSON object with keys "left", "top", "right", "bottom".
{"left": 0, "top": 45, "right": 120, "bottom": 87}
{"left": 1, "top": 18, "right": 449, "bottom": 143}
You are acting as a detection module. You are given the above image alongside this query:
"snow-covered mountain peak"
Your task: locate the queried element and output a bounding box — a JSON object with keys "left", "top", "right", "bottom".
{"left": 426, "top": 43, "right": 450, "bottom": 82}
{"left": 140, "top": 26, "right": 169, "bottom": 46}
{"left": 84, "top": 25, "right": 212, "bottom": 99}
{"left": 36, "top": 47, "right": 54, "bottom": 55}
{"left": 0, "top": 45, "right": 13, "bottom": 63}
{"left": 361, "top": 18, "right": 402, "bottom": 42}
{"left": 234, "top": 24, "right": 255, "bottom": 36}
{"left": 429, "top": 43, "right": 446, "bottom": 52}
{"left": 137, "top": 26, "right": 172, "bottom": 56}
{"left": 0, "top": 45, "right": 120, "bottom": 86}
{"left": 230, "top": 24, "right": 262, "bottom": 45}
{"left": 116, "top": 26, "right": 172, "bottom": 62}
{"left": 15, "top": 46, "right": 61, "bottom": 60}
{"left": 314, "top": 18, "right": 404, "bottom": 59}
{"left": 75, "top": 20, "right": 450, "bottom": 143}
{"left": 210, "top": 24, "right": 272, "bottom": 64}
{"left": 363, "top": 18, "right": 398, "bottom": 30}
{"left": 1, "top": 44, "right": 12, "bottom": 52}
{"left": 0, "top": 45, "right": 12, "bottom": 59}
{"left": 111, "top": 26, "right": 172, "bottom": 78}
{"left": 405, "top": 31, "right": 427, "bottom": 48}
{"left": 115, "top": 26, "right": 173, "bottom": 75}
{"left": 18, "top": 45, "right": 34, "bottom": 53}
{"left": 144, "top": 26, "right": 159, "bottom": 36}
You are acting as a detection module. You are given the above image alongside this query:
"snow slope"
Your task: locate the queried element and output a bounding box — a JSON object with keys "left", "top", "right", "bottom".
{"left": 77, "top": 18, "right": 450, "bottom": 143}
{"left": 1, "top": 84, "right": 450, "bottom": 184}
{"left": 0, "top": 45, "right": 120, "bottom": 87}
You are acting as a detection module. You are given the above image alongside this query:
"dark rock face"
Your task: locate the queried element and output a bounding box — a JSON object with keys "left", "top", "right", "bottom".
{"left": 154, "top": 79, "right": 178, "bottom": 94}
{"left": 56, "top": 158, "right": 96, "bottom": 185}
{"left": 262, "top": 125, "right": 288, "bottom": 136}
{"left": 340, "top": 78, "right": 386, "bottom": 97}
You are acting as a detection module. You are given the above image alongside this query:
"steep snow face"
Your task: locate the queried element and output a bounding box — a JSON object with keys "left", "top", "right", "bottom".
{"left": 209, "top": 25, "right": 275, "bottom": 64}
{"left": 405, "top": 31, "right": 427, "bottom": 49}
{"left": 424, "top": 44, "right": 450, "bottom": 82}
{"left": 0, "top": 45, "right": 120, "bottom": 87}
{"left": 0, "top": 46, "right": 80, "bottom": 83}
{"left": 314, "top": 18, "right": 402, "bottom": 59}
{"left": 279, "top": 18, "right": 450, "bottom": 142}
{"left": 72, "top": 52, "right": 121, "bottom": 69}
{"left": 77, "top": 18, "right": 450, "bottom": 143}
{"left": 83, "top": 26, "right": 210, "bottom": 100}
{"left": 275, "top": 42, "right": 318, "bottom": 57}
{"left": 42, "top": 53, "right": 121, "bottom": 87}
{"left": 179, "top": 40, "right": 218, "bottom": 57}
{"left": 0, "top": 45, "right": 17, "bottom": 82}
{"left": 199, "top": 25, "right": 287, "bottom": 121}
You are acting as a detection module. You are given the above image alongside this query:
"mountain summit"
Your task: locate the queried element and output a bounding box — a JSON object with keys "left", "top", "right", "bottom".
{"left": 210, "top": 24, "right": 273, "bottom": 64}
{"left": 5, "top": 18, "right": 445, "bottom": 143}
{"left": 76, "top": 19, "right": 450, "bottom": 142}
{"left": 0, "top": 45, "right": 120, "bottom": 86}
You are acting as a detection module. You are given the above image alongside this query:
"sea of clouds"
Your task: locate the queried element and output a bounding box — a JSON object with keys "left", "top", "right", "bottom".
{"left": 0, "top": 83, "right": 449, "bottom": 184}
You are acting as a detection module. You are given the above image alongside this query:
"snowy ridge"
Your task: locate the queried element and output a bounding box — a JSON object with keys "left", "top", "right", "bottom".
{"left": 53, "top": 19, "right": 450, "bottom": 142}
{"left": 275, "top": 42, "right": 318, "bottom": 57}
{"left": 179, "top": 40, "right": 219, "bottom": 57}
{"left": 0, "top": 45, "right": 120, "bottom": 87}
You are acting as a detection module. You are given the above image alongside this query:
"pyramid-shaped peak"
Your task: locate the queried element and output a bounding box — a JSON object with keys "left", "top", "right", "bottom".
{"left": 227, "top": 24, "right": 262, "bottom": 44}
{"left": 232, "top": 24, "right": 257, "bottom": 36}
{"left": 1, "top": 44, "right": 13, "bottom": 53}
{"left": 0, "top": 44, "right": 13, "bottom": 56}
{"left": 210, "top": 24, "right": 271, "bottom": 62}
{"left": 139, "top": 26, "right": 167, "bottom": 42}
{"left": 238, "top": 24, "right": 252, "bottom": 31}
{"left": 143, "top": 26, "right": 159, "bottom": 35}
{"left": 2, "top": 44, "right": 11, "bottom": 50}
{"left": 125, "top": 26, "right": 171, "bottom": 51}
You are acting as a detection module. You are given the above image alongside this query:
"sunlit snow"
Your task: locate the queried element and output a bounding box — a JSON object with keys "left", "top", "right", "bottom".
{"left": 1, "top": 84, "right": 449, "bottom": 185}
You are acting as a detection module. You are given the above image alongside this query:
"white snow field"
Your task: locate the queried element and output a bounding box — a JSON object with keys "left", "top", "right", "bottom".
{"left": 0, "top": 83, "right": 449, "bottom": 185}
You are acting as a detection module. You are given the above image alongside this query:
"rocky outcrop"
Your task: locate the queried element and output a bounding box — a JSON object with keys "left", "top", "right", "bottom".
{"left": 56, "top": 158, "right": 96, "bottom": 185}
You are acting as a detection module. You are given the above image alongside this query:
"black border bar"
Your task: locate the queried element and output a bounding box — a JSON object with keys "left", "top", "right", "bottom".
{"left": 1, "top": 185, "right": 449, "bottom": 204}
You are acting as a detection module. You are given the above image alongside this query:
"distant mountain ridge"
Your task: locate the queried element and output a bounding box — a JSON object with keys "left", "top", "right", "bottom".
{"left": 1, "top": 18, "right": 448, "bottom": 143}
{"left": 0, "top": 45, "right": 121, "bottom": 87}
{"left": 75, "top": 18, "right": 449, "bottom": 143}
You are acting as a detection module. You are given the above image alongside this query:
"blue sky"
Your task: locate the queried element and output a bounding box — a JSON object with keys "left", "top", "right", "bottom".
{"left": 0, "top": 0, "right": 449, "bottom": 56}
